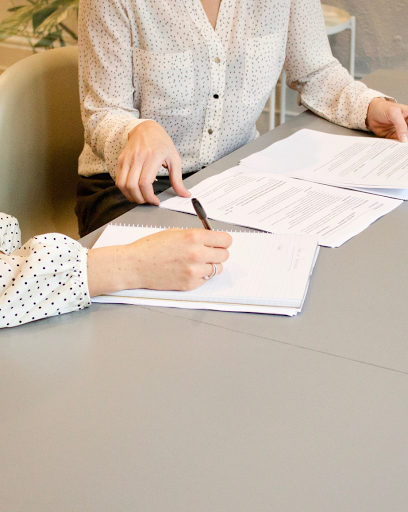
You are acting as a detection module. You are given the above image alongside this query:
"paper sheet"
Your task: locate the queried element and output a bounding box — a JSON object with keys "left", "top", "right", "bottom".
{"left": 240, "top": 129, "right": 408, "bottom": 195}
{"left": 160, "top": 168, "right": 402, "bottom": 247}
{"left": 92, "top": 294, "right": 301, "bottom": 316}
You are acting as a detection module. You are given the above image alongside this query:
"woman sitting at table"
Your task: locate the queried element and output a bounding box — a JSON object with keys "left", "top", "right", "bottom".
{"left": 76, "top": 0, "right": 408, "bottom": 236}
{"left": 0, "top": 214, "right": 231, "bottom": 328}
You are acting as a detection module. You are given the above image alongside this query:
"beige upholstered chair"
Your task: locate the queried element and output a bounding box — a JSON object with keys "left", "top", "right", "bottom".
{"left": 0, "top": 46, "right": 83, "bottom": 241}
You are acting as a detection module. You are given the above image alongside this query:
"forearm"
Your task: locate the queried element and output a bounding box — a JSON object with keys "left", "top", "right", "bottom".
{"left": 294, "top": 62, "right": 391, "bottom": 131}
{"left": 79, "top": 0, "right": 147, "bottom": 177}
{"left": 87, "top": 245, "right": 141, "bottom": 297}
{"left": 285, "top": 0, "right": 391, "bottom": 131}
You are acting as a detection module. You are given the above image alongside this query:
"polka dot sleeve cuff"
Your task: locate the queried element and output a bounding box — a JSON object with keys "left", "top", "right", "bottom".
{"left": 0, "top": 213, "right": 21, "bottom": 255}
{"left": 0, "top": 234, "right": 91, "bottom": 329}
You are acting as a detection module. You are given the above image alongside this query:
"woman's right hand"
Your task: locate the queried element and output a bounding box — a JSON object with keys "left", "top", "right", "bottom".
{"left": 87, "top": 229, "right": 233, "bottom": 297}
{"left": 115, "top": 120, "right": 191, "bottom": 205}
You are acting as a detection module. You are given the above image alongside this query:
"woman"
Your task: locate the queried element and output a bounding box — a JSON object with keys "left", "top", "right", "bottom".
{"left": 76, "top": 0, "right": 408, "bottom": 236}
{"left": 0, "top": 214, "right": 231, "bottom": 328}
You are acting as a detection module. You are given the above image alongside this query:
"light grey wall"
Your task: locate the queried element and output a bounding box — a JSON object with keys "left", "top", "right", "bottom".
{"left": 324, "top": 0, "right": 408, "bottom": 76}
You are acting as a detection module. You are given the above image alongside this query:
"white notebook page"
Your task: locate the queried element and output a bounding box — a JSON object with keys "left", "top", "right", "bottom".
{"left": 92, "top": 225, "right": 319, "bottom": 309}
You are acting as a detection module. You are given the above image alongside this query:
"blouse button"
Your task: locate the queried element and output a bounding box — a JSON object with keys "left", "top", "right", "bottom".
{"left": 213, "top": 94, "right": 219, "bottom": 99}
{"left": 214, "top": 57, "right": 221, "bottom": 64}
{"left": 208, "top": 128, "right": 213, "bottom": 135}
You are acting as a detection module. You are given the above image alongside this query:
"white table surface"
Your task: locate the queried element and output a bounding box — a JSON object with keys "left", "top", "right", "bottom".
{"left": 1, "top": 70, "right": 408, "bottom": 512}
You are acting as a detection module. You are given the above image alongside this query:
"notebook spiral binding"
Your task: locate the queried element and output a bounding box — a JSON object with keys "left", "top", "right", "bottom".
{"left": 108, "top": 222, "right": 265, "bottom": 234}
{"left": 108, "top": 222, "right": 272, "bottom": 235}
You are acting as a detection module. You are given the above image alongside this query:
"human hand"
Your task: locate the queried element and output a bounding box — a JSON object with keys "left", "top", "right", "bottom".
{"left": 87, "top": 229, "right": 232, "bottom": 296}
{"left": 366, "top": 98, "right": 408, "bottom": 142}
{"left": 115, "top": 120, "right": 191, "bottom": 205}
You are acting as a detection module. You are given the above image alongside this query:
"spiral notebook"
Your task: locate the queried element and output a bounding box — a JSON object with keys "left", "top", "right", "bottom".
{"left": 91, "top": 224, "right": 320, "bottom": 316}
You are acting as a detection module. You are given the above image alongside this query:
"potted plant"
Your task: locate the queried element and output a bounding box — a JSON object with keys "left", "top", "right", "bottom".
{"left": 0, "top": 0, "right": 78, "bottom": 50}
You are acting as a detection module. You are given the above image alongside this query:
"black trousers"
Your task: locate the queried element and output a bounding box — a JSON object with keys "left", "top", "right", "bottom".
{"left": 75, "top": 172, "right": 195, "bottom": 238}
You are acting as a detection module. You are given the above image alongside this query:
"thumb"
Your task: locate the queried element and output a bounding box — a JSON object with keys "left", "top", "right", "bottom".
{"left": 167, "top": 154, "right": 191, "bottom": 198}
{"left": 389, "top": 105, "right": 408, "bottom": 142}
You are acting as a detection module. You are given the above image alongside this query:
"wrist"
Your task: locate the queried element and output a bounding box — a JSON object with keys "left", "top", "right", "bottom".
{"left": 366, "top": 97, "right": 386, "bottom": 129}
{"left": 128, "top": 120, "right": 158, "bottom": 140}
{"left": 87, "top": 245, "right": 141, "bottom": 297}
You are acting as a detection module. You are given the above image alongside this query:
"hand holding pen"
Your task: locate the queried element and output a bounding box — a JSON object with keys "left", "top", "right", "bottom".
{"left": 192, "top": 198, "right": 224, "bottom": 280}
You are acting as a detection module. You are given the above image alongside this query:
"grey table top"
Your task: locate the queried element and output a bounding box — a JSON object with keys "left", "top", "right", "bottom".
{"left": 1, "top": 71, "right": 408, "bottom": 511}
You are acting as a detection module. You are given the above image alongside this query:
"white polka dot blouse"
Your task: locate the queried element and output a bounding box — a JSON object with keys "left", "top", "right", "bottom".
{"left": 0, "top": 214, "right": 91, "bottom": 329}
{"left": 78, "top": 0, "right": 389, "bottom": 180}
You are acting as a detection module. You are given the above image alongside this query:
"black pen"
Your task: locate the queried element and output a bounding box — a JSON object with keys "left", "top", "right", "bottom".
{"left": 191, "top": 198, "right": 213, "bottom": 230}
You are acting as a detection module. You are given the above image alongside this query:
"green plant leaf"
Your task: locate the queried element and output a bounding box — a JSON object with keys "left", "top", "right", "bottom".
{"left": 0, "top": 0, "right": 79, "bottom": 47}
{"left": 58, "top": 22, "right": 77, "bottom": 40}
{"left": 7, "top": 6, "right": 25, "bottom": 12}
{"left": 36, "top": 5, "right": 74, "bottom": 35}
{"left": 0, "top": 4, "right": 39, "bottom": 41}
{"left": 32, "top": 6, "right": 58, "bottom": 31}
{"left": 34, "top": 30, "right": 61, "bottom": 48}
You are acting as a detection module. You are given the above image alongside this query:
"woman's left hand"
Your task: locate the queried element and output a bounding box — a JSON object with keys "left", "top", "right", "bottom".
{"left": 366, "top": 98, "right": 408, "bottom": 142}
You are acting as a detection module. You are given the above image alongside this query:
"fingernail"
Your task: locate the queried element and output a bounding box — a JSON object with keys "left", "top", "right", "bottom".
{"left": 401, "top": 134, "right": 408, "bottom": 143}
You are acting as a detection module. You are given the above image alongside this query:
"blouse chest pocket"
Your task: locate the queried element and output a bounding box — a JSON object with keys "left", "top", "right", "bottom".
{"left": 133, "top": 48, "right": 194, "bottom": 117}
{"left": 242, "top": 28, "right": 287, "bottom": 108}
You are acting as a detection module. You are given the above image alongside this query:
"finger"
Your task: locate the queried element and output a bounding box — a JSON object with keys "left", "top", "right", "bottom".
{"left": 179, "top": 228, "right": 232, "bottom": 252}
{"left": 208, "top": 231, "right": 233, "bottom": 249}
{"left": 202, "top": 231, "right": 233, "bottom": 249}
{"left": 116, "top": 160, "right": 136, "bottom": 203}
{"left": 184, "top": 229, "right": 233, "bottom": 249}
{"left": 388, "top": 106, "right": 408, "bottom": 142}
{"left": 202, "top": 263, "right": 223, "bottom": 280}
{"left": 125, "top": 161, "right": 146, "bottom": 204}
{"left": 204, "top": 247, "right": 230, "bottom": 264}
{"left": 397, "top": 102, "right": 408, "bottom": 119}
{"left": 139, "top": 156, "right": 165, "bottom": 205}
{"left": 167, "top": 153, "right": 191, "bottom": 198}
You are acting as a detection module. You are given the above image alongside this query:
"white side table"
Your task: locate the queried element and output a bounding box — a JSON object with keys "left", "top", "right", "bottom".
{"left": 322, "top": 4, "right": 356, "bottom": 77}
{"left": 268, "top": 4, "right": 356, "bottom": 129}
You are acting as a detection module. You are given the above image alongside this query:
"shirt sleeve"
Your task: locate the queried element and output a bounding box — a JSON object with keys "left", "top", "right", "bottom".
{"left": 0, "top": 233, "right": 91, "bottom": 329}
{"left": 0, "top": 213, "right": 21, "bottom": 255}
{"left": 78, "top": 0, "right": 149, "bottom": 179}
{"left": 285, "top": 0, "right": 393, "bottom": 131}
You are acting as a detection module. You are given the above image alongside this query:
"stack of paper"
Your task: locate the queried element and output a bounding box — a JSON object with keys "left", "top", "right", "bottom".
{"left": 92, "top": 225, "right": 320, "bottom": 316}
{"left": 240, "top": 129, "right": 408, "bottom": 200}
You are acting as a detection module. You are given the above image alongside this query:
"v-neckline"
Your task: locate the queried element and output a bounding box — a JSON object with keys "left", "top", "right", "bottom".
{"left": 184, "top": 0, "right": 235, "bottom": 52}
{"left": 199, "top": 0, "right": 222, "bottom": 34}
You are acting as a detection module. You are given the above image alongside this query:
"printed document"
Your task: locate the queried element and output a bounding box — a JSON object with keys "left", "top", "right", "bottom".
{"left": 240, "top": 129, "right": 408, "bottom": 199}
{"left": 160, "top": 168, "right": 402, "bottom": 247}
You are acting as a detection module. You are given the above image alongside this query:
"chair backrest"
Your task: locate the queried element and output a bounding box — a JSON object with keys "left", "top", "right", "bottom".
{"left": 0, "top": 46, "right": 83, "bottom": 241}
